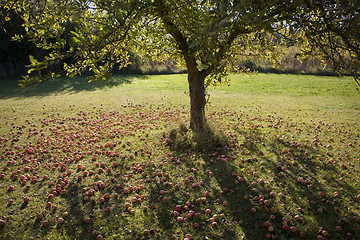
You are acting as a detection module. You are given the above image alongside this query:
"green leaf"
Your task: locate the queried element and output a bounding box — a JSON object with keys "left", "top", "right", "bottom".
{"left": 29, "top": 55, "right": 38, "bottom": 65}
{"left": 27, "top": 68, "right": 35, "bottom": 74}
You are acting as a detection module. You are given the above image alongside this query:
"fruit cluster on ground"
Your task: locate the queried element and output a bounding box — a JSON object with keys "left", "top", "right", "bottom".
{"left": 0, "top": 100, "right": 359, "bottom": 239}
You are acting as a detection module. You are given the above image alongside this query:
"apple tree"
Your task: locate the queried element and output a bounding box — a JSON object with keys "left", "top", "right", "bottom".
{"left": 14, "top": 0, "right": 360, "bottom": 133}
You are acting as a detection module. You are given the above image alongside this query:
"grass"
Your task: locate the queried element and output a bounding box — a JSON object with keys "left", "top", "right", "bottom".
{"left": 0, "top": 73, "right": 359, "bottom": 240}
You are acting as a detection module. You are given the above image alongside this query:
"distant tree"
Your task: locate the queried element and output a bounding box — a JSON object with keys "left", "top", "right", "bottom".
{"left": 8, "top": 0, "right": 360, "bottom": 134}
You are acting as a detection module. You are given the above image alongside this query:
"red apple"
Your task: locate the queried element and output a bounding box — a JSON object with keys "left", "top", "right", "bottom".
{"left": 264, "top": 221, "right": 271, "bottom": 228}
{"left": 268, "top": 226, "right": 274, "bottom": 232}
{"left": 57, "top": 217, "right": 64, "bottom": 224}
{"left": 290, "top": 226, "right": 297, "bottom": 232}
{"left": 104, "top": 193, "right": 110, "bottom": 199}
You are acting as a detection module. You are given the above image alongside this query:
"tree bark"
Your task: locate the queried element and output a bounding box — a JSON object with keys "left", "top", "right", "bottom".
{"left": 187, "top": 66, "right": 209, "bottom": 133}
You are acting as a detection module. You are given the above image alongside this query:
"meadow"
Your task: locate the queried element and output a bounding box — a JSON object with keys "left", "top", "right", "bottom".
{"left": 0, "top": 73, "right": 359, "bottom": 240}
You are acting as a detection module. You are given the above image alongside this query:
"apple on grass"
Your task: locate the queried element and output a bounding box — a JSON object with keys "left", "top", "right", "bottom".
{"left": 57, "top": 217, "right": 64, "bottom": 224}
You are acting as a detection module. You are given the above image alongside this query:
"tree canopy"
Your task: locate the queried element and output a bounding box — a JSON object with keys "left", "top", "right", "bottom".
{"left": 3, "top": 0, "right": 359, "bottom": 132}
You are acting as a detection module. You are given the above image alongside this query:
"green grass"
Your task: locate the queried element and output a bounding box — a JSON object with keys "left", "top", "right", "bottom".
{"left": 0, "top": 73, "right": 359, "bottom": 240}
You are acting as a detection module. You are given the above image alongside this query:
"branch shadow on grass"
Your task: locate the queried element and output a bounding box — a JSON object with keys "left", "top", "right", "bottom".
{"left": 0, "top": 74, "right": 147, "bottom": 99}
{"left": 62, "top": 182, "right": 95, "bottom": 239}
{"left": 152, "top": 127, "right": 286, "bottom": 239}
{"left": 157, "top": 124, "right": 359, "bottom": 239}
{"left": 228, "top": 126, "right": 359, "bottom": 239}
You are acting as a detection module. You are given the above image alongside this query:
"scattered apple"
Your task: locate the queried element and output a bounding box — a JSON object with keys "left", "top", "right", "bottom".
{"left": 57, "top": 217, "right": 64, "bottom": 224}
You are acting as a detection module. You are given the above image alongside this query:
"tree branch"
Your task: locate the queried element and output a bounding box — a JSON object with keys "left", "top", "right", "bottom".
{"left": 154, "top": 0, "right": 197, "bottom": 73}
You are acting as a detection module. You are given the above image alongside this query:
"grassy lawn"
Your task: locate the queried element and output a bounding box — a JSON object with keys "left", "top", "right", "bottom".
{"left": 0, "top": 73, "right": 359, "bottom": 240}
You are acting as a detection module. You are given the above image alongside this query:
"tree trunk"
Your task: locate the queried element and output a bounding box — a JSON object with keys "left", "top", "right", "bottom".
{"left": 187, "top": 68, "right": 209, "bottom": 133}
{"left": 154, "top": 1, "right": 210, "bottom": 133}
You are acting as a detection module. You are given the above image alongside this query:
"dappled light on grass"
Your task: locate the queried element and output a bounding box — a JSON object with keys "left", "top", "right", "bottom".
{"left": 0, "top": 101, "right": 359, "bottom": 239}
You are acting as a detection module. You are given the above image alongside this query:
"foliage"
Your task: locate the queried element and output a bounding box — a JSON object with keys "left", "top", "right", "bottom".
{"left": 0, "top": 0, "right": 19, "bottom": 25}
{"left": 8, "top": 0, "right": 358, "bottom": 86}
{"left": 293, "top": 0, "right": 360, "bottom": 80}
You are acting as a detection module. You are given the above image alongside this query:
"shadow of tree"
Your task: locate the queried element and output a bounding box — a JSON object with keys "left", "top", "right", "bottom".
{"left": 0, "top": 74, "right": 147, "bottom": 99}
{"left": 149, "top": 126, "right": 284, "bottom": 239}
{"left": 203, "top": 153, "right": 277, "bottom": 239}
{"left": 62, "top": 183, "right": 94, "bottom": 239}
{"left": 156, "top": 120, "right": 359, "bottom": 239}
{"left": 226, "top": 125, "right": 359, "bottom": 239}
